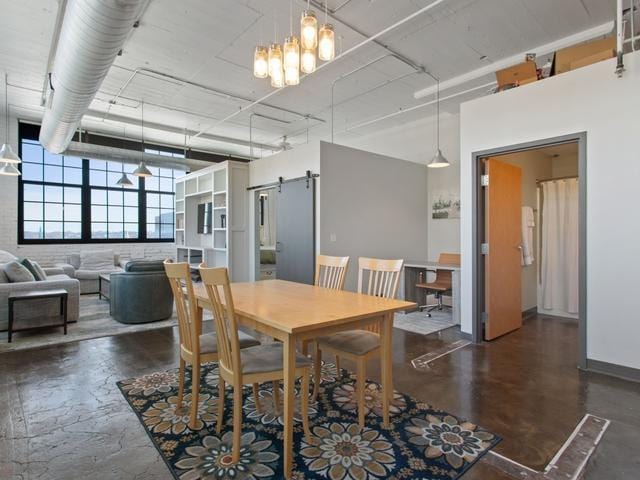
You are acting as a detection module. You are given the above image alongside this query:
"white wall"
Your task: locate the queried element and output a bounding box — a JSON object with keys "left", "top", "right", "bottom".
{"left": 343, "top": 114, "right": 461, "bottom": 261}
{"left": 247, "top": 141, "right": 321, "bottom": 280}
{"left": 460, "top": 51, "right": 640, "bottom": 370}
{"left": 319, "top": 142, "right": 429, "bottom": 291}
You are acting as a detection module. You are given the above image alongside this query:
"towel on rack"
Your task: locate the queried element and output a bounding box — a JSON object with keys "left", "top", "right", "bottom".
{"left": 521, "top": 206, "right": 535, "bottom": 266}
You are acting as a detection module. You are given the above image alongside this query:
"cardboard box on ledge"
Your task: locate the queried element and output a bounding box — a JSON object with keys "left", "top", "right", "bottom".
{"left": 551, "top": 37, "right": 616, "bottom": 75}
{"left": 495, "top": 60, "right": 538, "bottom": 91}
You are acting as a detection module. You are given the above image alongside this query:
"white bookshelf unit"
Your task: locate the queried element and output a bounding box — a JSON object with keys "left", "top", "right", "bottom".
{"left": 174, "top": 161, "right": 249, "bottom": 281}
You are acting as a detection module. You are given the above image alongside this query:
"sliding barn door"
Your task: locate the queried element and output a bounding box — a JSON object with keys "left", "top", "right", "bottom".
{"left": 276, "top": 178, "right": 315, "bottom": 284}
{"left": 484, "top": 158, "right": 522, "bottom": 340}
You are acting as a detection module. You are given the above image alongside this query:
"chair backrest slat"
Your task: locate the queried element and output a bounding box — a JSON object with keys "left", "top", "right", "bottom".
{"left": 435, "top": 252, "right": 460, "bottom": 284}
{"left": 164, "top": 260, "right": 199, "bottom": 355}
{"left": 356, "top": 257, "right": 403, "bottom": 334}
{"left": 357, "top": 257, "right": 404, "bottom": 299}
{"left": 315, "top": 255, "right": 349, "bottom": 290}
{"left": 199, "top": 265, "right": 242, "bottom": 375}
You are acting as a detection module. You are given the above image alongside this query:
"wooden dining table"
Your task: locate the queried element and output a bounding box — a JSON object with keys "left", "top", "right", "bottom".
{"left": 193, "top": 279, "right": 415, "bottom": 479}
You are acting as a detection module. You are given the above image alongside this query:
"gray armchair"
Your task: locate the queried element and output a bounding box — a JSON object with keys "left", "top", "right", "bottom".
{"left": 109, "top": 260, "right": 173, "bottom": 324}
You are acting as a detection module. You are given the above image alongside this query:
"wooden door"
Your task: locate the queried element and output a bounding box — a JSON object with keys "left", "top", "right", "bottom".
{"left": 484, "top": 158, "right": 522, "bottom": 340}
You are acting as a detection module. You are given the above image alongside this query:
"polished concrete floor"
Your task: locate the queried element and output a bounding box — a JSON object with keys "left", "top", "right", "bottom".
{"left": 1, "top": 314, "right": 639, "bottom": 479}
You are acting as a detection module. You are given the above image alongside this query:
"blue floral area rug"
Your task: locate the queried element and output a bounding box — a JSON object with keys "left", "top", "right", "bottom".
{"left": 117, "top": 361, "right": 500, "bottom": 479}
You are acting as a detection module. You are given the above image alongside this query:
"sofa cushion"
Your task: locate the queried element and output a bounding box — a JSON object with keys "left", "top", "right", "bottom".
{"left": 0, "top": 250, "right": 18, "bottom": 263}
{"left": 80, "top": 250, "right": 114, "bottom": 271}
{"left": 67, "top": 254, "right": 81, "bottom": 269}
{"left": 4, "top": 261, "right": 36, "bottom": 283}
{"left": 124, "top": 260, "right": 165, "bottom": 272}
{"left": 20, "top": 258, "right": 46, "bottom": 281}
{"left": 75, "top": 267, "right": 121, "bottom": 280}
{"left": 32, "top": 261, "right": 48, "bottom": 281}
{"left": 47, "top": 274, "right": 72, "bottom": 281}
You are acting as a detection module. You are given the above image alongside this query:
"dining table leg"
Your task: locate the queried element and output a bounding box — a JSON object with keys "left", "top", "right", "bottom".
{"left": 283, "top": 333, "right": 296, "bottom": 479}
{"left": 380, "top": 312, "right": 394, "bottom": 427}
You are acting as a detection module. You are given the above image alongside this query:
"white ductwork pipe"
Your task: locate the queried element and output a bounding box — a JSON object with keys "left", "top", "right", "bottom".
{"left": 40, "top": 0, "right": 146, "bottom": 153}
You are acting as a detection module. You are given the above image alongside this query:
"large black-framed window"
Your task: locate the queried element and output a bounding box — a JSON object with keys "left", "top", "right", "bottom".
{"left": 18, "top": 123, "right": 179, "bottom": 244}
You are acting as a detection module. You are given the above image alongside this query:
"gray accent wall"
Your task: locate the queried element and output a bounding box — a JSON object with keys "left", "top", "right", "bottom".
{"left": 319, "top": 142, "right": 429, "bottom": 292}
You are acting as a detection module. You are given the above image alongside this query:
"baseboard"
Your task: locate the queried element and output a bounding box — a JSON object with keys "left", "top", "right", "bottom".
{"left": 459, "top": 331, "right": 473, "bottom": 341}
{"left": 522, "top": 307, "right": 537, "bottom": 319}
{"left": 585, "top": 359, "right": 640, "bottom": 383}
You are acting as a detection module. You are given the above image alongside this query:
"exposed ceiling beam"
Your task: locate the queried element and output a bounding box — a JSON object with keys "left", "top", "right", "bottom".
{"left": 413, "top": 21, "right": 614, "bottom": 99}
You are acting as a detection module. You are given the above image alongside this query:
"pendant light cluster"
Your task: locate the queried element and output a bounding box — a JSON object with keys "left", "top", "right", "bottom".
{"left": 254, "top": 1, "right": 335, "bottom": 88}
{"left": 0, "top": 74, "right": 21, "bottom": 176}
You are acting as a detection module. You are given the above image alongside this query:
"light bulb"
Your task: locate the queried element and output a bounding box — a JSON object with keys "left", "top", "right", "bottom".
{"left": 271, "top": 66, "right": 284, "bottom": 88}
{"left": 285, "top": 67, "right": 300, "bottom": 86}
{"left": 253, "top": 45, "right": 269, "bottom": 78}
{"left": 318, "top": 24, "right": 335, "bottom": 61}
{"left": 268, "top": 43, "right": 283, "bottom": 78}
{"left": 301, "top": 48, "right": 316, "bottom": 74}
{"left": 283, "top": 36, "right": 300, "bottom": 72}
{"left": 300, "top": 10, "right": 318, "bottom": 49}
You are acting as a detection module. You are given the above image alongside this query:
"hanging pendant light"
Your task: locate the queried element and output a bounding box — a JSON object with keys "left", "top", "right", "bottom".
{"left": 133, "top": 101, "right": 153, "bottom": 177}
{"left": 318, "top": 23, "right": 335, "bottom": 61}
{"left": 116, "top": 171, "right": 134, "bottom": 187}
{"left": 0, "top": 162, "right": 21, "bottom": 176}
{"left": 268, "top": 43, "right": 283, "bottom": 78}
{"left": 300, "top": 9, "right": 318, "bottom": 49}
{"left": 270, "top": 63, "right": 284, "bottom": 89}
{"left": 253, "top": 45, "right": 269, "bottom": 78}
{"left": 301, "top": 48, "right": 316, "bottom": 73}
{"left": 284, "top": 36, "right": 300, "bottom": 85}
{"left": 1, "top": 74, "right": 21, "bottom": 165}
{"left": 427, "top": 79, "right": 450, "bottom": 168}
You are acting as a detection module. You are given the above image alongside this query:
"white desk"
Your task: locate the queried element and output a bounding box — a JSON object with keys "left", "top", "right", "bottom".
{"left": 402, "top": 260, "right": 461, "bottom": 325}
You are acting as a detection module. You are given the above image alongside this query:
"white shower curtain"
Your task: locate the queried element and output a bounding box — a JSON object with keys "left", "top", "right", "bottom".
{"left": 260, "top": 193, "right": 276, "bottom": 247}
{"left": 540, "top": 178, "right": 579, "bottom": 314}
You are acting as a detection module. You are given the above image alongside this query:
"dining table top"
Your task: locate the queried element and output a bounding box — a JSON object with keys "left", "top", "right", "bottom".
{"left": 193, "top": 279, "right": 415, "bottom": 334}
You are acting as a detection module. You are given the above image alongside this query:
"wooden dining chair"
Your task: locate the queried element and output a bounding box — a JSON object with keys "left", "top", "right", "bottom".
{"left": 313, "top": 257, "right": 404, "bottom": 427}
{"left": 163, "top": 260, "right": 260, "bottom": 430}
{"left": 199, "top": 264, "right": 312, "bottom": 463}
{"left": 314, "top": 254, "right": 350, "bottom": 290}
{"left": 302, "top": 255, "right": 350, "bottom": 356}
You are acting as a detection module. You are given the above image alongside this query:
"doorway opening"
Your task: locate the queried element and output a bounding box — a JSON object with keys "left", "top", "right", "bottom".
{"left": 253, "top": 176, "right": 316, "bottom": 284}
{"left": 256, "top": 188, "right": 278, "bottom": 280}
{"left": 472, "top": 133, "right": 586, "bottom": 368}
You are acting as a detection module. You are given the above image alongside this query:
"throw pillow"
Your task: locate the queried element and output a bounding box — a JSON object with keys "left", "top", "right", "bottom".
{"left": 80, "top": 250, "right": 115, "bottom": 271}
{"left": 4, "top": 261, "right": 36, "bottom": 283}
{"left": 0, "top": 265, "right": 9, "bottom": 283}
{"left": 32, "top": 261, "right": 48, "bottom": 281}
{"left": 21, "top": 258, "right": 45, "bottom": 281}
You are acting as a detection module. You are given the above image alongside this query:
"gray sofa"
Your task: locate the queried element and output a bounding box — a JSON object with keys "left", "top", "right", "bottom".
{"left": 110, "top": 260, "right": 173, "bottom": 324}
{"left": 55, "top": 250, "right": 124, "bottom": 294}
{"left": 0, "top": 250, "right": 80, "bottom": 332}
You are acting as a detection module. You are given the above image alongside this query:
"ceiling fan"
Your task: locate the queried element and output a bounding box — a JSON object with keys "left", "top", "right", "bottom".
{"left": 276, "top": 135, "right": 292, "bottom": 152}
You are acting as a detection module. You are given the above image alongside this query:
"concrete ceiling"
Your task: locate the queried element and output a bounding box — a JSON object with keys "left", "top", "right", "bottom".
{"left": 0, "top": 0, "right": 619, "bottom": 159}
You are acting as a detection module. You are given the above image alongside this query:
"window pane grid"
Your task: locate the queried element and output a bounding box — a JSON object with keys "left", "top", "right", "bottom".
{"left": 20, "top": 135, "right": 181, "bottom": 243}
